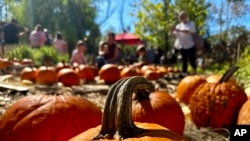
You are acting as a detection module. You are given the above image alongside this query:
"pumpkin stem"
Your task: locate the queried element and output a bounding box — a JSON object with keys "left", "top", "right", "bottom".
{"left": 219, "top": 66, "right": 239, "bottom": 83}
{"left": 93, "top": 76, "right": 155, "bottom": 140}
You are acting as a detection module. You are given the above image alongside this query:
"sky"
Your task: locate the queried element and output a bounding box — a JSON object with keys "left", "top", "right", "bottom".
{"left": 95, "top": 0, "right": 137, "bottom": 34}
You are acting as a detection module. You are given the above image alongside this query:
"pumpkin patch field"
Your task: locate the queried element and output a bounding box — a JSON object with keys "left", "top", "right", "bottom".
{"left": 0, "top": 62, "right": 243, "bottom": 141}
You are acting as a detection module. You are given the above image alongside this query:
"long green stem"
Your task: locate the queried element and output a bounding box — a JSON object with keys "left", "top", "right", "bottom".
{"left": 219, "top": 66, "right": 239, "bottom": 83}
{"left": 93, "top": 76, "right": 155, "bottom": 140}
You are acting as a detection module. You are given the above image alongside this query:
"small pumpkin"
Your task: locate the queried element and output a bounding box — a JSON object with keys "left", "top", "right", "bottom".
{"left": 21, "top": 58, "right": 34, "bottom": 66}
{"left": 36, "top": 66, "right": 57, "bottom": 85}
{"left": 99, "top": 64, "right": 121, "bottom": 84}
{"left": 189, "top": 66, "right": 247, "bottom": 129}
{"left": 69, "top": 76, "right": 187, "bottom": 141}
{"left": 55, "top": 60, "right": 70, "bottom": 73}
{"left": 20, "top": 67, "right": 37, "bottom": 82}
{"left": 132, "top": 90, "right": 185, "bottom": 135}
{"left": 176, "top": 75, "right": 206, "bottom": 104}
{"left": 120, "top": 66, "right": 137, "bottom": 78}
{"left": 75, "top": 64, "right": 95, "bottom": 81}
{"left": 0, "top": 58, "right": 13, "bottom": 69}
{"left": 57, "top": 68, "right": 80, "bottom": 86}
{"left": 0, "top": 94, "right": 102, "bottom": 141}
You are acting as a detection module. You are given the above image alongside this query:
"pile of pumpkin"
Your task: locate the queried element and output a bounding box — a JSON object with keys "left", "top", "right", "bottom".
{"left": 176, "top": 66, "right": 250, "bottom": 132}
{"left": 20, "top": 61, "right": 177, "bottom": 86}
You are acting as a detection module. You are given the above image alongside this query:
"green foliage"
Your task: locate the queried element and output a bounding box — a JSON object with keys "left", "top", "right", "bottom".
{"left": 234, "top": 46, "right": 250, "bottom": 88}
{"left": 132, "top": 0, "right": 208, "bottom": 51}
{"left": 5, "top": 45, "right": 69, "bottom": 66}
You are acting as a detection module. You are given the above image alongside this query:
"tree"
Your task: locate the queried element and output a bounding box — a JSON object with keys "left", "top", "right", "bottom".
{"left": 132, "top": 0, "right": 208, "bottom": 51}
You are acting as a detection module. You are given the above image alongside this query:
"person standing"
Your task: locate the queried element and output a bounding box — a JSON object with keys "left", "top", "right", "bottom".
{"left": 53, "top": 32, "right": 67, "bottom": 54}
{"left": 29, "top": 24, "right": 47, "bottom": 48}
{"left": 96, "top": 32, "right": 119, "bottom": 69}
{"left": 3, "top": 19, "right": 28, "bottom": 45}
{"left": 3, "top": 19, "right": 29, "bottom": 54}
{"left": 171, "top": 11, "right": 197, "bottom": 76}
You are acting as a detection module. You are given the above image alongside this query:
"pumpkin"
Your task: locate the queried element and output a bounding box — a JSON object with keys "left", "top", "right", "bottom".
{"left": 75, "top": 64, "right": 95, "bottom": 81}
{"left": 21, "top": 58, "right": 34, "bottom": 66}
{"left": 156, "top": 66, "right": 168, "bottom": 77}
{"left": 36, "top": 66, "right": 57, "bottom": 85}
{"left": 237, "top": 98, "right": 250, "bottom": 124}
{"left": 189, "top": 66, "right": 247, "bottom": 129}
{"left": 176, "top": 75, "right": 206, "bottom": 104}
{"left": 69, "top": 76, "right": 187, "bottom": 141}
{"left": 0, "top": 58, "right": 13, "bottom": 69}
{"left": 143, "top": 69, "right": 159, "bottom": 80}
{"left": 90, "top": 65, "right": 99, "bottom": 77}
{"left": 132, "top": 90, "right": 185, "bottom": 135}
{"left": 99, "top": 64, "right": 121, "bottom": 84}
{"left": 55, "top": 61, "right": 70, "bottom": 73}
{"left": 120, "top": 66, "right": 137, "bottom": 78}
{"left": 206, "top": 74, "right": 236, "bottom": 83}
{"left": 57, "top": 68, "right": 80, "bottom": 86}
{"left": 20, "top": 67, "right": 37, "bottom": 82}
{"left": 0, "top": 94, "right": 102, "bottom": 141}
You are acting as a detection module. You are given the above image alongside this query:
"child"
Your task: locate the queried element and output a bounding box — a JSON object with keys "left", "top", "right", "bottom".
{"left": 53, "top": 32, "right": 67, "bottom": 54}
{"left": 70, "top": 40, "right": 87, "bottom": 65}
{"left": 132, "top": 44, "right": 148, "bottom": 68}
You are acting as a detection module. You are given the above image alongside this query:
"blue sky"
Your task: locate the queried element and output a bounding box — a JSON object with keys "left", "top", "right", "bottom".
{"left": 95, "top": 0, "right": 137, "bottom": 34}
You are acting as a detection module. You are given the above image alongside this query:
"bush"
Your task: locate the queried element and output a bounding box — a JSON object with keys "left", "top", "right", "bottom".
{"left": 5, "top": 45, "right": 69, "bottom": 66}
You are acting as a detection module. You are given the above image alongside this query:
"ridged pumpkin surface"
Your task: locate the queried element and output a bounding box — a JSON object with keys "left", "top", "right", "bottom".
{"left": 189, "top": 81, "right": 247, "bottom": 128}
{"left": 0, "top": 95, "right": 102, "bottom": 141}
{"left": 99, "top": 64, "right": 120, "bottom": 84}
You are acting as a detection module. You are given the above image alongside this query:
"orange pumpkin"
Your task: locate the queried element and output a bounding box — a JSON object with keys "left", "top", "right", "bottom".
{"left": 57, "top": 68, "right": 80, "bottom": 86}
{"left": 143, "top": 69, "right": 159, "bottom": 80}
{"left": 120, "top": 67, "right": 137, "bottom": 78}
{"left": 99, "top": 64, "right": 121, "bottom": 84}
{"left": 21, "top": 58, "right": 34, "bottom": 66}
{"left": 0, "top": 94, "right": 102, "bottom": 141}
{"left": 189, "top": 66, "right": 247, "bottom": 129}
{"left": 132, "top": 90, "right": 185, "bottom": 135}
{"left": 36, "top": 66, "right": 57, "bottom": 85}
{"left": 176, "top": 75, "right": 206, "bottom": 104}
{"left": 237, "top": 98, "right": 250, "bottom": 124}
{"left": 156, "top": 66, "right": 168, "bottom": 77}
{"left": 69, "top": 76, "right": 187, "bottom": 141}
{"left": 55, "top": 61, "right": 70, "bottom": 73}
{"left": 75, "top": 64, "right": 95, "bottom": 81}
{"left": 0, "top": 58, "right": 13, "bottom": 69}
{"left": 20, "top": 67, "right": 37, "bottom": 82}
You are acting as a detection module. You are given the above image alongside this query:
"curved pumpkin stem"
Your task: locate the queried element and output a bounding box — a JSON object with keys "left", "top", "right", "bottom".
{"left": 219, "top": 66, "right": 239, "bottom": 83}
{"left": 94, "top": 76, "right": 155, "bottom": 140}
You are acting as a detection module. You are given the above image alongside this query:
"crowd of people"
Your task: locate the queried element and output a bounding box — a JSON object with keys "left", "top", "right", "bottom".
{"left": 0, "top": 11, "right": 199, "bottom": 76}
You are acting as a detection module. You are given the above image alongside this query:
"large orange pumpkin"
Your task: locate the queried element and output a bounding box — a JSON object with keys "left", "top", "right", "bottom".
{"left": 20, "top": 67, "right": 37, "bottom": 82}
{"left": 75, "top": 64, "right": 95, "bottom": 81}
{"left": 99, "top": 64, "right": 121, "bottom": 84}
{"left": 0, "top": 58, "right": 13, "bottom": 69}
{"left": 69, "top": 76, "right": 187, "bottom": 141}
{"left": 57, "top": 68, "right": 80, "bottom": 86}
{"left": 0, "top": 94, "right": 102, "bottom": 141}
{"left": 36, "top": 66, "right": 57, "bottom": 85}
{"left": 132, "top": 90, "right": 185, "bottom": 135}
{"left": 176, "top": 75, "right": 206, "bottom": 104}
{"left": 189, "top": 66, "right": 247, "bottom": 129}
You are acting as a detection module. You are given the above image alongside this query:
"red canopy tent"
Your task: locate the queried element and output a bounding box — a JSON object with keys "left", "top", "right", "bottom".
{"left": 115, "top": 32, "right": 142, "bottom": 45}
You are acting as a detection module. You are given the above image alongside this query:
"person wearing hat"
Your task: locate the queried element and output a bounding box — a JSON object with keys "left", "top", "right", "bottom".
{"left": 132, "top": 44, "right": 149, "bottom": 68}
{"left": 70, "top": 40, "right": 87, "bottom": 65}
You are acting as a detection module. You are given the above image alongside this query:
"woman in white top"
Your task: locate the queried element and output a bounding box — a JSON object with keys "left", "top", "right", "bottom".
{"left": 171, "top": 11, "right": 197, "bottom": 75}
{"left": 53, "top": 32, "right": 67, "bottom": 54}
